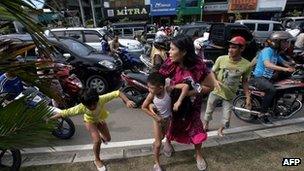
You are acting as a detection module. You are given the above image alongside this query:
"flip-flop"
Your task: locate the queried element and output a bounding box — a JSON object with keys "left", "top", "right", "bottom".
{"left": 196, "top": 158, "right": 207, "bottom": 171}
{"left": 163, "top": 143, "right": 174, "bottom": 157}
{"left": 94, "top": 161, "right": 107, "bottom": 171}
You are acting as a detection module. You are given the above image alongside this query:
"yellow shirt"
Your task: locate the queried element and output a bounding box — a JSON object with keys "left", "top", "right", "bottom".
{"left": 60, "top": 90, "right": 120, "bottom": 123}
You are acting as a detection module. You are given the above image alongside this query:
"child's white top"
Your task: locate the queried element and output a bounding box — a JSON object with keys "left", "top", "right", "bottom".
{"left": 153, "top": 90, "right": 171, "bottom": 119}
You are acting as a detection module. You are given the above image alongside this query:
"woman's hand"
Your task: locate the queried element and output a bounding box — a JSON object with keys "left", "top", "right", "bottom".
{"left": 173, "top": 101, "right": 181, "bottom": 111}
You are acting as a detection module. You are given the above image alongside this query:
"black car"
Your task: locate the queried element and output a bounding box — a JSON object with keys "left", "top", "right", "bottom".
{"left": 0, "top": 34, "right": 123, "bottom": 94}
{"left": 177, "top": 22, "right": 211, "bottom": 38}
{"left": 204, "top": 22, "right": 258, "bottom": 62}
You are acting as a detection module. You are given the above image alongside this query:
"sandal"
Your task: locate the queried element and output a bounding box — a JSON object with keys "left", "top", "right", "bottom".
{"left": 163, "top": 142, "right": 174, "bottom": 157}
{"left": 94, "top": 161, "right": 107, "bottom": 171}
{"left": 196, "top": 158, "right": 207, "bottom": 171}
{"left": 153, "top": 164, "right": 163, "bottom": 171}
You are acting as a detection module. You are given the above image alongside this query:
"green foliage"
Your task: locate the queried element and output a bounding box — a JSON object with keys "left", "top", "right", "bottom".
{"left": 0, "top": 95, "right": 56, "bottom": 149}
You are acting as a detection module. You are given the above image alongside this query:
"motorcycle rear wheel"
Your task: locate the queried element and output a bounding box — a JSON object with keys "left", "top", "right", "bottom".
{"left": 0, "top": 148, "right": 21, "bottom": 171}
{"left": 52, "top": 117, "right": 75, "bottom": 139}
{"left": 232, "top": 95, "right": 261, "bottom": 124}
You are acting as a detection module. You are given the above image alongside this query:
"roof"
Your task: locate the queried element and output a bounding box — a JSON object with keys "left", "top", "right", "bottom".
{"left": 235, "top": 20, "right": 281, "bottom": 24}
{"left": 50, "top": 27, "right": 105, "bottom": 31}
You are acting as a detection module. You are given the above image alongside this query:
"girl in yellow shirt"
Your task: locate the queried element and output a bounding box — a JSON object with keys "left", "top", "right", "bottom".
{"left": 51, "top": 89, "right": 135, "bottom": 171}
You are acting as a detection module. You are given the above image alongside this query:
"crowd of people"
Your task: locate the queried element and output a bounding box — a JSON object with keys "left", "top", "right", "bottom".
{"left": 1, "top": 25, "right": 302, "bottom": 170}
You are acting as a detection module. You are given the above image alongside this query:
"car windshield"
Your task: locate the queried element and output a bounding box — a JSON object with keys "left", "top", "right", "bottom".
{"left": 60, "top": 39, "right": 94, "bottom": 56}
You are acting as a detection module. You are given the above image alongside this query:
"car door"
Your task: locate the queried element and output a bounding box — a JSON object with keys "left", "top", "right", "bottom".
{"left": 83, "top": 30, "right": 102, "bottom": 52}
{"left": 255, "top": 23, "right": 270, "bottom": 43}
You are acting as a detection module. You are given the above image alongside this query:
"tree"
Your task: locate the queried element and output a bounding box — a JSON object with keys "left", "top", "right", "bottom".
{"left": 0, "top": 0, "right": 59, "bottom": 150}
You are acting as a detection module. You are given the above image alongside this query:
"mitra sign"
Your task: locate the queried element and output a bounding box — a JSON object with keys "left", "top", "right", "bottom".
{"left": 228, "top": 0, "right": 258, "bottom": 13}
{"left": 106, "top": 6, "right": 149, "bottom": 19}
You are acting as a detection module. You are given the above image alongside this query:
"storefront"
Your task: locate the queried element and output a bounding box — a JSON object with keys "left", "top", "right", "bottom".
{"left": 228, "top": 0, "right": 287, "bottom": 21}
{"left": 284, "top": 0, "right": 304, "bottom": 17}
{"left": 203, "top": 1, "right": 229, "bottom": 22}
{"left": 150, "top": 0, "right": 177, "bottom": 25}
{"left": 178, "top": 0, "right": 204, "bottom": 22}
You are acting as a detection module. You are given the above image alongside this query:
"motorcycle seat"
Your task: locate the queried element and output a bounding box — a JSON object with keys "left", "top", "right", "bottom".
{"left": 125, "top": 72, "right": 148, "bottom": 84}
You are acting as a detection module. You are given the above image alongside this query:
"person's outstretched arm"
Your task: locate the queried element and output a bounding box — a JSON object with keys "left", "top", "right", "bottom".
{"left": 119, "top": 90, "right": 135, "bottom": 108}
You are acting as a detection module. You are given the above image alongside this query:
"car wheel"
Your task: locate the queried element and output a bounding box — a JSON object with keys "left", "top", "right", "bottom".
{"left": 86, "top": 75, "right": 108, "bottom": 94}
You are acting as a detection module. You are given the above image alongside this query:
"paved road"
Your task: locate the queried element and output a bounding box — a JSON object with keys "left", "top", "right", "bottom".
{"left": 49, "top": 99, "right": 304, "bottom": 146}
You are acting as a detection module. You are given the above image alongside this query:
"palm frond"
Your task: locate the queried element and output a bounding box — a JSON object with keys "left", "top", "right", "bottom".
{"left": 0, "top": 95, "right": 56, "bottom": 149}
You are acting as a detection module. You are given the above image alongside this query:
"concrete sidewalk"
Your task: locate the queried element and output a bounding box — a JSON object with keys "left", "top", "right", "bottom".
{"left": 18, "top": 117, "right": 304, "bottom": 167}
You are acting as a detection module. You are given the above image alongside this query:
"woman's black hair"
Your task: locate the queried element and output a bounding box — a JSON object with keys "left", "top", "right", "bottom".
{"left": 81, "top": 88, "right": 99, "bottom": 107}
{"left": 171, "top": 35, "right": 197, "bottom": 69}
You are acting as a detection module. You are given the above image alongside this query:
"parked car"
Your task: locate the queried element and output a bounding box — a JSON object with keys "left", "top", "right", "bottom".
{"left": 204, "top": 22, "right": 258, "bottom": 62}
{"left": 280, "top": 16, "right": 304, "bottom": 29}
{"left": 45, "top": 27, "right": 145, "bottom": 55}
{"left": 0, "top": 34, "right": 123, "bottom": 94}
{"left": 111, "top": 22, "right": 157, "bottom": 39}
{"left": 177, "top": 22, "right": 211, "bottom": 38}
{"left": 235, "top": 20, "right": 285, "bottom": 44}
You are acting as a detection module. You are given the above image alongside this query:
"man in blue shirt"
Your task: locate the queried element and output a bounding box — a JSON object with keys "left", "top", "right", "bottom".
{"left": 0, "top": 72, "right": 24, "bottom": 101}
{"left": 252, "top": 31, "right": 294, "bottom": 125}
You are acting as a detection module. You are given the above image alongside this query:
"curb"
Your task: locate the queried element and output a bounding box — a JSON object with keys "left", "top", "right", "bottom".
{"left": 20, "top": 117, "right": 304, "bottom": 167}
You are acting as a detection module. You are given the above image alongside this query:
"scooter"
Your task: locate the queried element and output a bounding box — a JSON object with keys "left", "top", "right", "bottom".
{"left": 115, "top": 49, "right": 146, "bottom": 72}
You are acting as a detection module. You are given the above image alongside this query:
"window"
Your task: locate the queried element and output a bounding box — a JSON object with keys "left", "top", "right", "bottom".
{"left": 123, "top": 28, "right": 133, "bottom": 36}
{"left": 273, "top": 24, "right": 284, "bottom": 31}
{"left": 84, "top": 31, "right": 101, "bottom": 43}
{"left": 257, "top": 24, "right": 269, "bottom": 31}
{"left": 52, "top": 31, "right": 65, "bottom": 37}
{"left": 66, "top": 31, "right": 83, "bottom": 41}
{"left": 185, "top": 0, "right": 198, "bottom": 7}
{"left": 243, "top": 23, "right": 255, "bottom": 31}
{"left": 113, "top": 28, "right": 122, "bottom": 36}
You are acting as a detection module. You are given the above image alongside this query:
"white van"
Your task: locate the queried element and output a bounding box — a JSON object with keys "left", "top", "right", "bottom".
{"left": 235, "top": 20, "right": 285, "bottom": 43}
{"left": 45, "top": 27, "right": 145, "bottom": 55}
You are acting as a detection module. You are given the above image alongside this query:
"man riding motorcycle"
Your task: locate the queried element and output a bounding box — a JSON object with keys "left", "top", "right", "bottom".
{"left": 251, "top": 31, "right": 295, "bottom": 125}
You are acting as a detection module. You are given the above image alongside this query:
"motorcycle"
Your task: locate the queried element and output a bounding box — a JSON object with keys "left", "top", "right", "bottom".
{"left": 121, "top": 71, "right": 149, "bottom": 108}
{"left": 232, "top": 64, "right": 304, "bottom": 123}
{"left": 115, "top": 49, "right": 146, "bottom": 72}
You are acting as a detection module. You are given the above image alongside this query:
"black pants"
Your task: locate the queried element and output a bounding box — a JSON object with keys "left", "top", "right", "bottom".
{"left": 251, "top": 77, "right": 276, "bottom": 113}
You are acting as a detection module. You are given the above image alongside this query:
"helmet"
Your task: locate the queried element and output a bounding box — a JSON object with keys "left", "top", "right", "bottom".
{"left": 268, "top": 31, "right": 293, "bottom": 49}
{"left": 153, "top": 35, "right": 169, "bottom": 50}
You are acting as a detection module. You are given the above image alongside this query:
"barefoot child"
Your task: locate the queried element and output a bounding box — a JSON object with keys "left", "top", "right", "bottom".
{"left": 141, "top": 72, "right": 189, "bottom": 171}
{"left": 50, "top": 89, "right": 135, "bottom": 171}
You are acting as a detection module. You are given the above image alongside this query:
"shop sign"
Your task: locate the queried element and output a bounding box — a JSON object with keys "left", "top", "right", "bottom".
{"left": 150, "top": 0, "right": 177, "bottom": 16}
{"left": 256, "top": 0, "right": 287, "bottom": 12}
{"left": 228, "top": 0, "right": 258, "bottom": 12}
{"left": 106, "top": 6, "right": 149, "bottom": 18}
{"left": 204, "top": 2, "right": 228, "bottom": 12}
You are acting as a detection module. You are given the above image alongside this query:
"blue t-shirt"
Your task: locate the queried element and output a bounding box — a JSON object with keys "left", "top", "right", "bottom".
{"left": 253, "top": 47, "right": 284, "bottom": 79}
{"left": 0, "top": 73, "right": 24, "bottom": 100}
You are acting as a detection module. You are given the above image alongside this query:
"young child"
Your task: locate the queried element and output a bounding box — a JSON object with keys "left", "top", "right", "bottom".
{"left": 141, "top": 72, "right": 189, "bottom": 171}
{"left": 50, "top": 89, "right": 135, "bottom": 171}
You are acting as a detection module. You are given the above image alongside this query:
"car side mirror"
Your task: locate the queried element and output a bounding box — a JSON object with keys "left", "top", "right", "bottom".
{"left": 63, "top": 53, "right": 71, "bottom": 59}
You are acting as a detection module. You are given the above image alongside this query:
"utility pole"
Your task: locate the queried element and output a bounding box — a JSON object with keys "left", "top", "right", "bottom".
{"left": 77, "top": 0, "right": 86, "bottom": 27}
{"left": 100, "top": 0, "right": 105, "bottom": 19}
{"left": 200, "top": 0, "right": 204, "bottom": 21}
{"left": 90, "top": 0, "right": 97, "bottom": 27}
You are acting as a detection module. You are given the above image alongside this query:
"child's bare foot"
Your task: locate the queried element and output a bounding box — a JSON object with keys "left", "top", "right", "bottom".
{"left": 94, "top": 160, "right": 106, "bottom": 171}
{"left": 217, "top": 127, "right": 224, "bottom": 137}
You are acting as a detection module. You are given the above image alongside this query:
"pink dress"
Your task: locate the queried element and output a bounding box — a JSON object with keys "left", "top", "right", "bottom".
{"left": 159, "top": 58, "right": 210, "bottom": 144}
